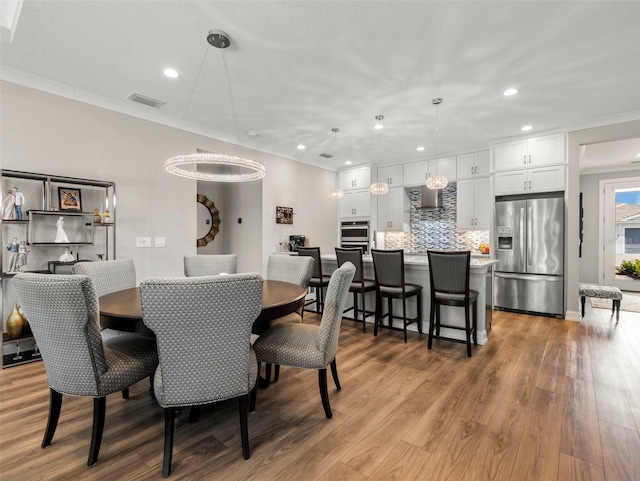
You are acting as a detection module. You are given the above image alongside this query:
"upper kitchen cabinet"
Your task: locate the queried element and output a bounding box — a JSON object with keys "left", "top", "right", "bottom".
{"left": 377, "top": 164, "right": 403, "bottom": 188}
{"left": 457, "top": 177, "right": 491, "bottom": 230}
{"left": 493, "top": 133, "right": 565, "bottom": 172}
{"left": 339, "top": 166, "right": 371, "bottom": 191}
{"left": 456, "top": 150, "right": 490, "bottom": 179}
{"left": 403, "top": 156, "right": 457, "bottom": 187}
{"left": 339, "top": 189, "right": 371, "bottom": 218}
{"left": 377, "top": 187, "right": 409, "bottom": 231}
{"left": 494, "top": 165, "right": 565, "bottom": 196}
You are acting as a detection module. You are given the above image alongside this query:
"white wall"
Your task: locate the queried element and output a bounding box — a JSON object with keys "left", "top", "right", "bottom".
{"left": 0, "top": 80, "right": 338, "bottom": 282}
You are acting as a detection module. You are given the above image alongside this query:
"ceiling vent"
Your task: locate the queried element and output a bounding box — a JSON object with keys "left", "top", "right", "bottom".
{"left": 319, "top": 153, "right": 333, "bottom": 159}
{"left": 126, "top": 92, "right": 166, "bottom": 108}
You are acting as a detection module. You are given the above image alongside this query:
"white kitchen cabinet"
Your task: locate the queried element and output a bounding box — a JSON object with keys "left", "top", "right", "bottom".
{"left": 377, "top": 164, "right": 404, "bottom": 187}
{"left": 456, "top": 150, "right": 490, "bottom": 179}
{"left": 493, "top": 133, "right": 565, "bottom": 172}
{"left": 339, "top": 189, "right": 371, "bottom": 218}
{"left": 403, "top": 156, "right": 457, "bottom": 187}
{"left": 494, "top": 165, "right": 565, "bottom": 195}
{"left": 339, "top": 166, "right": 371, "bottom": 191}
{"left": 377, "top": 187, "right": 409, "bottom": 231}
{"left": 457, "top": 177, "right": 491, "bottom": 230}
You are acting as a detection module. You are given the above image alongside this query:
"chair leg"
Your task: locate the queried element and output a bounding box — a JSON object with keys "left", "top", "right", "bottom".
{"left": 417, "top": 293, "right": 423, "bottom": 334}
{"left": 472, "top": 301, "right": 478, "bottom": 345}
{"left": 465, "top": 303, "right": 472, "bottom": 358}
{"left": 361, "top": 291, "right": 367, "bottom": 333}
{"left": 329, "top": 359, "right": 341, "bottom": 390}
{"left": 614, "top": 299, "right": 620, "bottom": 321}
{"left": 581, "top": 296, "right": 586, "bottom": 318}
{"left": 239, "top": 395, "right": 251, "bottom": 459}
{"left": 249, "top": 383, "right": 258, "bottom": 413}
{"left": 162, "top": 408, "right": 176, "bottom": 478}
{"left": 274, "top": 365, "right": 280, "bottom": 383}
{"left": 188, "top": 405, "right": 200, "bottom": 423}
{"left": 264, "top": 363, "right": 272, "bottom": 387}
{"left": 87, "top": 397, "right": 106, "bottom": 466}
{"left": 435, "top": 305, "right": 441, "bottom": 337}
{"left": 427, "top": 301, "right": 436, "bottom": 350}
{"left": 121, "top": 388, "right": 129, "bottom": 400}
{"left": 149, "top": 373, "right": 156, "bottom": 400}
{"left": 387, "top": 297, "right": 393, "bottom": 328}
{"left": 402, "top": 297, "right": 408, "bottom": 343}
{"left": 374, "top": 293, "right": 381, "bottom": 337}
{"left": 42, "top": 388, "right": 63, "bottom": 448}
{"left": 318, "top": 368, "right": 332, "bottom": 418}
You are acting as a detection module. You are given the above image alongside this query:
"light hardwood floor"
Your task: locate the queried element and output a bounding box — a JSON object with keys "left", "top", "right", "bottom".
{"left": 1, "top": 303, "right": 639, "bottom": 480}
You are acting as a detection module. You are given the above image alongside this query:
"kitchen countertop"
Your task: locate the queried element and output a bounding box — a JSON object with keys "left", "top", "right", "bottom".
{"left": 322, "top": 253, "right": 499, "bottom": 270}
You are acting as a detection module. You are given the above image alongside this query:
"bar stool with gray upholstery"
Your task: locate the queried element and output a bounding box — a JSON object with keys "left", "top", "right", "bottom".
{"left": 297, "top": 247, "right": 331, "bottom": 315}
{"left": 371, "top": 249, "right": 423, "bottom": 343}
{"left": 426, "top": 250, "right": 478, "bottom": 357}
{"left": 335, "top": 247, "right": 376, "bottom": 332}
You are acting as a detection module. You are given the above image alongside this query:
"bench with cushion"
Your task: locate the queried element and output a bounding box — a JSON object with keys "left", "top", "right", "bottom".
{"left": 579, "top": 284, "right": 622, "bottom": 320}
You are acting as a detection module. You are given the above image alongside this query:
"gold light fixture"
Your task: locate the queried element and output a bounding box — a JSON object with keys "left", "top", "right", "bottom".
{"left": 425, "top": 98, "right": 448, "bottom": 190}
{"left": 328, "top": 127, "right": 344, "bottom": 199}
{"left": 164, "top": 30, "right": 266, "bottom": 182}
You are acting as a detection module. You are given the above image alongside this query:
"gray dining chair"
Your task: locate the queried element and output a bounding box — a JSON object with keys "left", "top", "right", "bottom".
{"left": 13, "top": 273, "right": 158, "bottom": 467}
{"left": 266, "top": 254, "right": 314, "bottom": 324}
{"left": 72, "top": 258, "right": 137, "bottom": 296}
{"left": 139, "top": 273, "right": 263, "bottom": 478}
{"left": 253, "top": 262, "right": 355, "bottom": 418}
{"left": 183, "top": 254, "right": 238, "bottom": 276}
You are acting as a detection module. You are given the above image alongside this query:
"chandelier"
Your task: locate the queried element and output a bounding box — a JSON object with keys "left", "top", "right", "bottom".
{"left": 425, "top": 98, "right": 448, "bottom": 190}
{"left": 164, "top": 30, "right": 266, "bottom": 182}
{"left": 369, "top": 183, "right": 389, "bottom": 195}
{"left": 328, "top": 188, "right": 344, "bottom": 199}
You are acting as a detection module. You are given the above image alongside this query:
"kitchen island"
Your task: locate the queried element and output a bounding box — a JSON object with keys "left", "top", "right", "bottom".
{"left": 322, "top": 254, "right": 498, "bottom": 345}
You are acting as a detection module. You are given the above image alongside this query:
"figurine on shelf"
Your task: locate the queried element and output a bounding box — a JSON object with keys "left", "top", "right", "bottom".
{"left": 7, "top": 237, "right": 19, "bottom": 272}
{"left": 13, "top": 187, "right": 25, "bottom": 220}
{"left": 2, "top": 188, "right": 15, "bottom": 220}
{"left": 58, "top": 247, "right": 74, "bottom": 262}
{"left": 54, "top": 216, "right": 70, "bottom": 243}
{"left": 93, "top": 208, "right": 102, "bottom": 223}
{"left": 17, "top": 241, "right": 29, "bottom": 271}
{"left": 102, "top": 209, "right": 110, "bottom": 223}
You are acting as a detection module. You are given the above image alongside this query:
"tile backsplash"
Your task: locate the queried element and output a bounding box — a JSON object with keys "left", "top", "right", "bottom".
{"left": 383, "top": 184, "right": 490, "bottom": 252}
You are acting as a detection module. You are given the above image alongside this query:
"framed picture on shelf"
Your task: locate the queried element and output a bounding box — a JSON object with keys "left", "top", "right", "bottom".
{"left": 58, "top": 187, "right": 82, "bottom": 212}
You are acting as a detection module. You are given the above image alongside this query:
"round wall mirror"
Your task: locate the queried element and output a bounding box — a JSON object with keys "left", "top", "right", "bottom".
{"left": 196, "top": 194, "right": 220, "bottom": 247}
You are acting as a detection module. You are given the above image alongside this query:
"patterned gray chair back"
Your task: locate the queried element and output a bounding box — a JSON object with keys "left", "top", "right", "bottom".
{"left": 184, "top": 254, "right": 238, "bottom": 277}
{"left": 72, "top": 259, "right": 136, "bottom": 297}
{"left": 13, "top": 273, "right": 107, "bottom": 396}
{"left": 139, "top": 273, "right": 263, "bottom": 407}
{"left": 316, "top": 262, "right": 356, "bottom": 362}
{"left": 427, "top": 250, "right": 471, "bottom": 294}
{"left": 267, "top": 254, "right": 314, "bottom": 288}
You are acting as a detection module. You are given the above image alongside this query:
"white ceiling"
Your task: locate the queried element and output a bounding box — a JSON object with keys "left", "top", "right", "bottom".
{"left": 1, "top": 1, "right": 640, "bottom": 172}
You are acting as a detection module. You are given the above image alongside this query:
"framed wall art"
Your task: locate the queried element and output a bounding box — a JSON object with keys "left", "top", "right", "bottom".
{"left": 58, "top": 187, "right": 82, "bottom": 212}
{"left": 276, "top": 206, "right": 293, "bottom": 224}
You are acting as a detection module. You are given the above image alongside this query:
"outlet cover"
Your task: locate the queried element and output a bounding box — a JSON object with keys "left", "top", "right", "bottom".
{"left": 136, "top": 237, "right": 152, "bottom": 248}
{"left": 155, "top": 237, "right": 166, "bottom": 248}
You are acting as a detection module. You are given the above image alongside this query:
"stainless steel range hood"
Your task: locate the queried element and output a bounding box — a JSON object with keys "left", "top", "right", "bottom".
{"left": 419, "top": 185, "right": 441, "bottom": 209}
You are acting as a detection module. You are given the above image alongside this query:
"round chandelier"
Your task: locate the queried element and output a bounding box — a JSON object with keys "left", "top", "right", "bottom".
{"left": 425, "top": 175, "right": 448, "bottom": 190}
{"left": 328, "top": 187, "right": 344, "bottom": 199}
{"left": 369, "top": 182, "right": 389, "bottom": 195}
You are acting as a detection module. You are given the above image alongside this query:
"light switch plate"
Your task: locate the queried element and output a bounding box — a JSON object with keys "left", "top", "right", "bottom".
{"left": 136, "top": 237, "right": 151, "bottom": 248}
{"left": 155, "top": 237, "right": 166, "bottom": 248}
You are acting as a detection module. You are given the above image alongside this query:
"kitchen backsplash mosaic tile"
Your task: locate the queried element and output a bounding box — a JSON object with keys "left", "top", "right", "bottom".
{"left": 383, "top": 184, "right": 490, "bottom": 252}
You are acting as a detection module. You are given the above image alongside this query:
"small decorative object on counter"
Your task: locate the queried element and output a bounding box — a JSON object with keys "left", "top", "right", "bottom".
{"left": 93, "top": 208, "right": 102, "bottom": 223}
{"left": 6, "top": 304, "right": 26, "bottom": 339}
{"left": 54, "top": 216, "right": 70, "bottom": 243}
{"left": 58, "top": 247, "right": 75, "bottom": 262}
{"left": 6, "top": 237, "right": 19, "bottom": 272}
{"left": 478, "top": 242, "right": 490, "bottom": 254}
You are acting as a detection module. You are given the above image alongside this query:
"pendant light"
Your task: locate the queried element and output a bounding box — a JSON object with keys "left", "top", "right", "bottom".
{"left": 328, "top": 128, "right": 344, "bottom": 199}
{"left": 370, "top": 118, "right": 389, "bottom": 195}
{"left": 165, "top": 30, "right": 266, "bottom": 182}
{"left": 425, "top": 98, "right": 448, "bottom": 190}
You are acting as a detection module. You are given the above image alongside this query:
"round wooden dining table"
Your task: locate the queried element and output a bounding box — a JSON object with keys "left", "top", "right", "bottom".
{"left": 99, "top": 280, "right": 307, "bottom": 336}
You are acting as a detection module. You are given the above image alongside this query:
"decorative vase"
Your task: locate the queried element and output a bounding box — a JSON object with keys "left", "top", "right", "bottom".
{"left": 6, "top": 304, "right": 25, "bottom": 339}
{"left": 93, "top": 208, "right": 102, "bottom": 224}
{"left": 17, "top": 305, "right": 30, "bottom": 334}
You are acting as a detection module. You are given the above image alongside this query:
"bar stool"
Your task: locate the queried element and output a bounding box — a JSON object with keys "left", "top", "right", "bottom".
{"left": 426, "top": 250, "right": 478, "bottom": 357}
{"left": 297, "top": 247, "right": 330, "bottom": 315}
{"left": 371, "top": 249, "right": 423, "bottom": 343}
{"left": 335, "top": 247, "right": 376, "bottom": 332}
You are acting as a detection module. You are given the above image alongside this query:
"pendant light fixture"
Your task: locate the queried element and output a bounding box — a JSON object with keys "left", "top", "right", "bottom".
{"left": 374, "top": 114, "right": 384, "bottom": 130}
{"left": 165, "top": 30, "right": 266, "bottom": 182}
{"left": 370, "top": 118, "right": 389, "bottom": 195}
{"left": 328, "top": 128, "right": 344, "bottom": 199}
{"left": 425, "top": 98, "right": 448, "bottom": 190}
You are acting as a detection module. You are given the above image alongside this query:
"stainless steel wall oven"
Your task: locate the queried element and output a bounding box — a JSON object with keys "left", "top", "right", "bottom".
{"left": 340, "top": 220, "right": 370, "bottom": 253}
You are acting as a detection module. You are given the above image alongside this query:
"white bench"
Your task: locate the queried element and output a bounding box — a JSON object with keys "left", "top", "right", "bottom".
{"left": 579, "top": 284, "right": 622, "bottom": 320}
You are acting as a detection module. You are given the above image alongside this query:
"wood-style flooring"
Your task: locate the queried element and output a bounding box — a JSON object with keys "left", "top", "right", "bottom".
{"left": 1, "top": 303, "right": 639, "bottom": 480}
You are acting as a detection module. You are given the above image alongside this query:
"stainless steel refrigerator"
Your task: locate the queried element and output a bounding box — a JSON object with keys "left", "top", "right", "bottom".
{"left": 494, "top": 194, "right": 564, "bottom": 317}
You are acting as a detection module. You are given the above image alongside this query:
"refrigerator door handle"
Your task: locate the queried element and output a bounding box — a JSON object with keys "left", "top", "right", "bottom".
{"left": 519, "top": 207, "right": 525, "bottom": 272}
{"left": 527, "top": 205, "right": 533, "bottom": 267}
{"left": 495, "top": 272, "right": 563, "bottom": 282}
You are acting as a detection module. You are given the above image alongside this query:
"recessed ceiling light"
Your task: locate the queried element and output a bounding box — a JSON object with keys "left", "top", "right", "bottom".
{"left": 345, "top": 160, "right": 352, "bottom": 165}
{"left": 417, "top": 146, "right": 425, "bottom": 151}
{"left": 521, "top": 125, "right": 533, "bottom": 131}
{"left": 163, "top": 68, "right": 180, "bottom": 78}
{"left": 297, "top": 144, "right": 306, "bottom": 150}
{"left": 504, "top": 88, "right": 518, "bottom": 96}
{"left": 636, "top": 153, "right": 640, "bottom": 157}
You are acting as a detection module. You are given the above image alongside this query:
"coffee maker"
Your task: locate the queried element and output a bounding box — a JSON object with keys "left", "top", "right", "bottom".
{"left": 288, "top": 235, "right": 306, "bottom": 252}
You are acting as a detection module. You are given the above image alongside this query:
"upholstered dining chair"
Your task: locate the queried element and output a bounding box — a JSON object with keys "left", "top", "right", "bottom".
{"left": 371, "top": 249, "right": 423, "bottom": 343}
{"left": 139, "top": 273, "right": 263, "bottom": 478}
{"left": 426, "top": 250, "right": 478, "bottom": 357}
{"left": 183, "top": 254, "right": 237, "bottom": 276}
{"left": 13, "top": 273, "right": 158, "bottom": 467}
{"left": 335, "top": 247, "right": 376, "bottom": 332}
{"left": 253, "top": 262, "right": 355, "bottom": 418}
{"left": 297, "top": 247, "right": 331, "bottom": 315}
{"left": 266, "top": 254, "right": 314, "bottom": 324}
{"left": 72, "top": 258, "right": 137, "bottom": 297}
